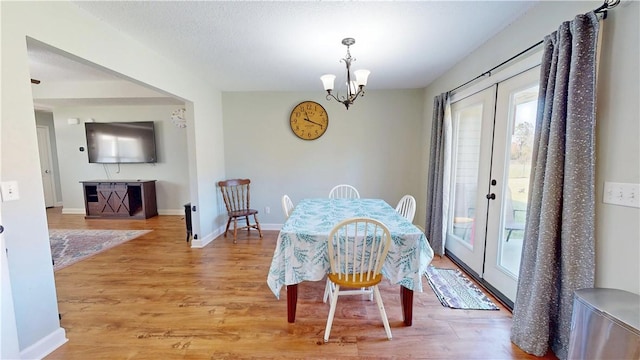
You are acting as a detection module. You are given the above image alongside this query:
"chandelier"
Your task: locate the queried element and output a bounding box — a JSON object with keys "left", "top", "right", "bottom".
{"left": 320, "top": 38, "right": 370, "bottom": 110}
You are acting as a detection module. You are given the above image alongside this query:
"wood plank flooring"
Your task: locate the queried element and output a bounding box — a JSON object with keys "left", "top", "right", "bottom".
{"left": 44, "top": 207, "right": 557, "bottom": 359}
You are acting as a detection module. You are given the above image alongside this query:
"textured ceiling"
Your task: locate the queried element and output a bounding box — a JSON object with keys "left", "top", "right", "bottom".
{"left": 29, "top": 1, "right": 538, "bottom": 93}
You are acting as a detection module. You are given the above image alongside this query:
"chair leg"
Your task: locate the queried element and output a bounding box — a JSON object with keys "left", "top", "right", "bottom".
{"left": 223, "top": 217, "right": 232, "bottom": 237}
{"left": 323, "top": 280, "right": 329, "bottom": 303}
{"left": 324, "top": 284, "right": 340, "bottom": 342}
{"left": 356, "top": 286, "right": 373, "bottom": 301}
{"left": 323, "top": 279, "right": 334, "bottom": 303}
{"left": 233, "top": 217, "right": 238, "bottom": 244}
{"left": 254, "top": 214, "right": 263, "bottom": 238}
{"left": 373, "top": 286, "right": 392, "bottom": 340}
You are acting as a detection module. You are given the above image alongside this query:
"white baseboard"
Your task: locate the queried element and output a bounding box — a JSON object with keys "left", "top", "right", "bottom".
{"left": 20, "top": 327, "right": 67, "bottom": 360}
{"left": 61, "top": 208, "right": 186, "bottom": 216}
{"left": 60, "top": 208, "right": 85, "bottom": 215}
{"left": 190, "top": 225, "right": 224, "bottom": 248}
{"left": 158, "top": 209, "right": 185, "bottom": 216}
{"left": 260, "top": 223, "right": 282, "bottom": 231}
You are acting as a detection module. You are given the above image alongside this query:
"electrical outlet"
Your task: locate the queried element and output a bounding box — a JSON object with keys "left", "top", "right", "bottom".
{"left": 1, "top": 181, "right": 20, "bottom": 201}
{"left": 265, "top": 206, "right": 270, "bottom": 214}
{"left": 603, "top": 182, "right": 640, "bottom": 208}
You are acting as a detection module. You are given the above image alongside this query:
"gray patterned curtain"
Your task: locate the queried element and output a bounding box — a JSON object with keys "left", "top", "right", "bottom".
{"left": 511, "top": 12, "right": 600, "bottom": 360}
{"left": 425, "top": 92, "right": 450, "bottom": 256}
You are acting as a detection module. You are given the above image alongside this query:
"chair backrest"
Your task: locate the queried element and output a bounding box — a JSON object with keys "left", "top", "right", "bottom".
{"left": 504, "top": 187, "right": 525, "bottom": 226}
{"left": 281, "top": 194, "right": 294, "bottom": 218}
{"left": 327, "top": 217, "right": 391, "bottom": 283}
{"left": 218, "top": 179, "right": 252, "bottom": 212}
{"left": 395, "top": 195, "right": 416, "bottom": 222}
{"left": 328, "top": 184, "right": 360, "bottom": 199}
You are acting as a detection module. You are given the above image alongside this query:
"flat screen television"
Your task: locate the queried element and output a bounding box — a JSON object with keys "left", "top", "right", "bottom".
{"left": 85, "top": 121, "right": 157, "bottom": 164}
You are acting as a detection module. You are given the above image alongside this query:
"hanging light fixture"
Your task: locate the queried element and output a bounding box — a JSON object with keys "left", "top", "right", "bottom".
{"left": 320, "top": 37, "right": 370, "bottom": 110}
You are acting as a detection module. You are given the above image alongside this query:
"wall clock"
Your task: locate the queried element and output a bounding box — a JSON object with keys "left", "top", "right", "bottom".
{"left": 289, "top": 101, "right": 328, "bottom": 140}
{"left": 171, "top": 108, "right": 186, "bottom": 128}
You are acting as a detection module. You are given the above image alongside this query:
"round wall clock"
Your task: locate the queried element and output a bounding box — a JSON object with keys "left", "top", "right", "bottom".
{"left": 289, "top": 101, "right": 329, "bottom": 140}
{"left": 171, "top": 108, "right": 186, "bottom": 128}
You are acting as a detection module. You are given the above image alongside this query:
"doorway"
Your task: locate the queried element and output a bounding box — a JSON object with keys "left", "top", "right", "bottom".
{"left": 445, "top": 66, "right": 540, "bottom": 307}
{"left": 36, "top": 124, "right": 57, "bottom": 208}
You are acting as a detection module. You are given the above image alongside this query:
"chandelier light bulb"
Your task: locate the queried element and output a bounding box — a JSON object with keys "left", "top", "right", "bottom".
{"left": 354, "top": 69, "right": 370, "bottom": 87}
{"left": 320, "top": 74, "right": 336, "bottom": 91}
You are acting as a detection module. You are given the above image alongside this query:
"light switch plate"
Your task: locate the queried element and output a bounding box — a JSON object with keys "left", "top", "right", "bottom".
{"left": 1, "top": 181, "right": 20, "bottom": 201}
{"left": 603, "top": 182, "right": 640, "bottom": 208}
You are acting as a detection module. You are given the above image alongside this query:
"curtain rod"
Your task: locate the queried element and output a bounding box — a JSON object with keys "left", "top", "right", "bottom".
{"left": 448, "top": 40, "right": 542, "bottom": 93}
{"left": 448, "top": 0, "right": 620, "bottom": 94}
{"left": 594, "top": 0, "right": 620, "bottom": 18}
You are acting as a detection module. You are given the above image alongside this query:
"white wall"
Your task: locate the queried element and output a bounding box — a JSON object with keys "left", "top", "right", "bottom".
{"left": 1, "top": 2, "right": 225, "bottom": 357}
{"left": 52, "top": 105, "right": 190, "bottom": 214}
{"left": 422, "top": 1, "right": 640, "bottom": 295}
{"left": 222, "top": 90, "right": 425, "bottom": 225}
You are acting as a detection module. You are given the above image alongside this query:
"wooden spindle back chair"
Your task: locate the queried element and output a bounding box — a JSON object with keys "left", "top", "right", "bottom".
{"left": 328, "top": 184, "right": 360, "bottom": 199}
{"left": 324, "top": 217, "right": 392, "bottom": 342}
{"left": 395, "top": 194, "right": 416, "bottom": 223}
{"left": 281, "top": 194, "right": 294, "bottom": 219}
{"left": 218, "top": 178, "right": 262, "bottom": 243}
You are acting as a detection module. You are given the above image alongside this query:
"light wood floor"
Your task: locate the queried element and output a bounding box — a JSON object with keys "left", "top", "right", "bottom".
{"left": 44, "top": 207, "right": 556, "bottom": 359}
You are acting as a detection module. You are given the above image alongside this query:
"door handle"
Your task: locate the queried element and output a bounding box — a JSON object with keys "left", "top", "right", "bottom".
{"left": 486, "top": 193, "right": 496, "bottom": 200}
{"left": 45, "top": 170, "right": 50, "bottom": 174}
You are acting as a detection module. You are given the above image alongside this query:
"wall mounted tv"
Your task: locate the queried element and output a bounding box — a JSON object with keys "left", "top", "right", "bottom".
{"left": 85, "top": 121, "right": 157, "bottom": 164}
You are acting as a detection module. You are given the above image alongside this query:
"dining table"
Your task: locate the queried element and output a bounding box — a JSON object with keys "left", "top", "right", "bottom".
{"left": 267, "top": 198, "right": 435, "bottom": 325}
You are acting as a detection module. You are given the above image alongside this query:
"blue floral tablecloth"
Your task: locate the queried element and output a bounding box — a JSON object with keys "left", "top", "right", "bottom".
{"left": 267, "top": 198, "right": 434, "bottom": 299}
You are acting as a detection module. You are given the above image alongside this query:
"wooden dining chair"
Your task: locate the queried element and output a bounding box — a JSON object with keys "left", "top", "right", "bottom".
{"left": 328, "top": 184, "right": 360, "bottom": 199}
{"left": 281, "top": 194, "right": 294, "bottom": 219}
{"left": 217, "top": 178, "right": 263, "bottom": 243}
{"left": 395, "top": 194, "right": 416, "bottom": 223}
{"left": 324, "top": 217, "right": 392, "bottom": 342}
{"left": 325, "top": 184, "right": 362, "bottom": 301}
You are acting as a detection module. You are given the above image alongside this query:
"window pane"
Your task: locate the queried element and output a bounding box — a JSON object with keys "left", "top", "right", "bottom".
{"left": 452, "top": 104, "right": 483, "bottom": 246}
{"left": 499, "top": 85, "right": 538, "bottom": 276}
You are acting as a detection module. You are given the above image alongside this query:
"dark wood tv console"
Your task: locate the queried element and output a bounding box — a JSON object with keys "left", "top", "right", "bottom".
{"left": 81, "top": 180, "right": 157, "bottom": 219}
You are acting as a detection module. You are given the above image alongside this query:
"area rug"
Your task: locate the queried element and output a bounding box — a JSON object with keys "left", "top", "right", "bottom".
{"left": 49, "top": 229, "right": 151, "bottom": 271}
{"left": 425, "top": 266, "right": 499, "bottom": 310}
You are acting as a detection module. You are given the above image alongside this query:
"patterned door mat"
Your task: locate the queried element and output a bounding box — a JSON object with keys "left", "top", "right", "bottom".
{"left": 425, "top": 266, "right": 499, "bottom": 310}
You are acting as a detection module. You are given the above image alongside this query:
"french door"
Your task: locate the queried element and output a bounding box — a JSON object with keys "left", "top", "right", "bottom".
{"left": 444, "top": 85, "right": 495, "bottom": 277}
{"left": 445, "top": 67, "right": 540, "bottom": 305}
